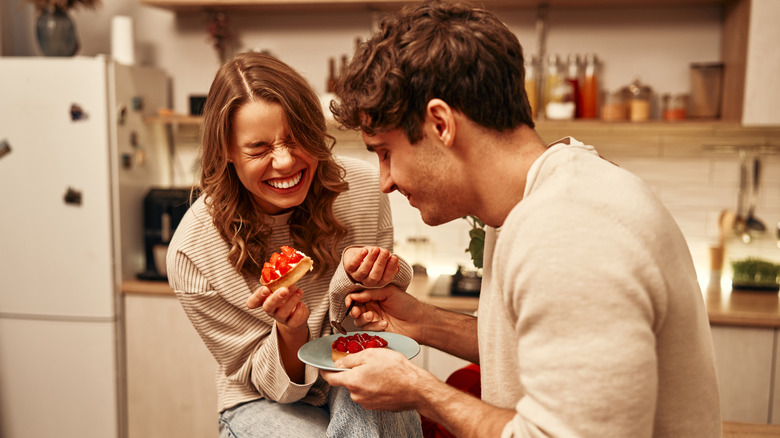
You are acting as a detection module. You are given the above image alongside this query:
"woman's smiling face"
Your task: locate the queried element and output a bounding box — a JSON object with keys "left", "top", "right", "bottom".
{"left": 228, "top": 99, "right": 318, "bottom": 215}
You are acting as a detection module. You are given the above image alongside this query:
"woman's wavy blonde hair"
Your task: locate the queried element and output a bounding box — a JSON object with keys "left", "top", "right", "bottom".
{"left": 200, "top": 52, "right": 348, "bottom": 279}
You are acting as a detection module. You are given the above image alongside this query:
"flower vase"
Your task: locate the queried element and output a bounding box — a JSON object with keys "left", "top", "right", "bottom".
{"left": 36, "top": 7, "right": 79, "bottom": 57}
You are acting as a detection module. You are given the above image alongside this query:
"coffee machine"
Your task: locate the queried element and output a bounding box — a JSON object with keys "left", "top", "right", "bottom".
{"left": 137, "top": 188, "right": 193, "bottom": 281}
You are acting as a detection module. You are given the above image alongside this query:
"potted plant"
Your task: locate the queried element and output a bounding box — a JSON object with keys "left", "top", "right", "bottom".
{"left": 731, "top": 257, "right": 780, "bottom": 292}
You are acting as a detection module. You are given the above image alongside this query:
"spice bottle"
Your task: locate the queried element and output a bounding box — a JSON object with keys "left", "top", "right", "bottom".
{"left": 524, "top": 55, "right": 538, "bottom": 119}
{"left": 542, "top": 54, "right": 563, "bottom": 119}
{"left": 580, "top": 53, "right": 599, "bottom": 119}
{"left": 565, "top": 54, "right": 582, "bottom": 118}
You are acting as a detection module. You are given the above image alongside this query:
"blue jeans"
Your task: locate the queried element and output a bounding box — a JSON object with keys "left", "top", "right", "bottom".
{"left": 218, "top": 386, "right": 422, "bottom": 438}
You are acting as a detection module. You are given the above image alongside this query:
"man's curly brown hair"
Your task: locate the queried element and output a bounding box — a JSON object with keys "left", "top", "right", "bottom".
{"left": 200, "top": 52, "right": 348, "bottom": 279}
{"left": 332, "top": 0, "right": 534, "bottom": 144}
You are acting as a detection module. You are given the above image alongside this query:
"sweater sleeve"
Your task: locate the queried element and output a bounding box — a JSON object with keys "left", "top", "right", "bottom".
{"left": 328, "top": 188, "right": 412, "bottom": 326}
{"left": 168, "top": 248, "right": 321, "bottom": 405}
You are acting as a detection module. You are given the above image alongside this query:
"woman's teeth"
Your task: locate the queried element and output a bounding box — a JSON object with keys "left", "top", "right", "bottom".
{"left": 267, "top": 171, "right": 302, "bottom": 189}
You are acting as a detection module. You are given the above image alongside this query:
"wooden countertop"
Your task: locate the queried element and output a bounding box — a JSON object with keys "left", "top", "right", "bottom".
{"left": 704, "top": 280, "right": 780, "bottom": 328}
{"left": 722, "top": 421, "right": 780, "bottom": 437}
{"left": 121, "top": 275, "right": 780, "bottom": 328}
{"left": 121, "top": 274, "right": 479, "bottom": 312}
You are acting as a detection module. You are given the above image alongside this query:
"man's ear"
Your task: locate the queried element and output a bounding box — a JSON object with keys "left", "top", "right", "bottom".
{"left": 425, "top": 98, "right": 455, "bottom": 147}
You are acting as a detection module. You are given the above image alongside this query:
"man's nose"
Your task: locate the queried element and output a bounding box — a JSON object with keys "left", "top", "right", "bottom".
{"left": 378, "top": 163, "right": 396, "bottom": 194}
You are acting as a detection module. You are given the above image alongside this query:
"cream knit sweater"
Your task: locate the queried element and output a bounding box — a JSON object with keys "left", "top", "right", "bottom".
{"left": 479, "top": 139, "right": 721, "bottom": 437}
{"left": 166, "top": 156, "right": 411, "bottom": 413}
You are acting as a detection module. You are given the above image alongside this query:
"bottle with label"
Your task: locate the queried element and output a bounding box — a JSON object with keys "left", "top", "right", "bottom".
{"left": 542, "top": 54, "right": 563, "bottom": 119}
{"left": 580, "top": 53, "right": 599, "bottom": 119}
{"left": 524, "top": 55, "right": 538, "bottom": 119}
{"left": 565, "top": 54, "right": 582, "bottom": 118}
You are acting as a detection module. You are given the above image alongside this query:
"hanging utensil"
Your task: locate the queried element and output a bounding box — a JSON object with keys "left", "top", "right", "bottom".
{"left": 744, "top": 155, "right": 766, "bottom": 232}
{"left": 734, "top": 149, "right": 750, "bottom": 243}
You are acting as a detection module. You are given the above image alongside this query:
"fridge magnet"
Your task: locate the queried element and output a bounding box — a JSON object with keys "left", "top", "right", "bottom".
{"left": 132, "top": 96, "right": 144, "bottom": 111}
{"left": 118, "top": 105, "right": 127, "bottom": 125}
{"left": 63, "top": 187, "right": 82, "bottom": 206}
{"left": 0, "top": 139, "right": 10, "bottom": 160}
{"left": 121, "top": 153, "right": 133, "bottom": 170}
{"left": 70, "top": 103, "right": 88, "bottom": 121}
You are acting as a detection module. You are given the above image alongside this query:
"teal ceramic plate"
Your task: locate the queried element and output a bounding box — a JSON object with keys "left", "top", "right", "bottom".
{"left": 298, "top": 331, "right": 419, "bottom": 372}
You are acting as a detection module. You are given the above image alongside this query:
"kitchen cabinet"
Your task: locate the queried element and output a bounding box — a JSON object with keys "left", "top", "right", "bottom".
{"left": 722, "top": 0, "right": 780, "bottom": 125}
{"left": 710, "top": 325, "right": 776, "bottom": 424}
{"left": 124, "top": 292, "right": 219, "bottom": 438}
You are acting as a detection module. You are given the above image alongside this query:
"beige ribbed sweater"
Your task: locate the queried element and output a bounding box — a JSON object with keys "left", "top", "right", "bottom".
{"left": 479, "top": 139, "right": 721, "bottom": 437}
{"left": 166, "top": 156, "right": 411, "bottom": 413}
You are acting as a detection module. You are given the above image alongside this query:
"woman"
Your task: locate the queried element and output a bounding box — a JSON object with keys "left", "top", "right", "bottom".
{"left": 166, "top": 52, "right": 422, "bottom": 438}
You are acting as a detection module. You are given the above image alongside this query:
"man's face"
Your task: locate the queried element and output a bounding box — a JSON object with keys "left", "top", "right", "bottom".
{"left": 362, "top": 128, "right": 463, "bottom": 226}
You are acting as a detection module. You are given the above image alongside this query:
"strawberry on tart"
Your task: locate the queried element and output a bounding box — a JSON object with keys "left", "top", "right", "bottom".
{"left": 261, "top": 245, "right": 314, "bottom": 292}
{"left": 331, "top": 333, "right": 389, "bottom": 362}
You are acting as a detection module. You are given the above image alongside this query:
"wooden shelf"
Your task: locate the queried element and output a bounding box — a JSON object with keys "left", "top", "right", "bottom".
{"left": 141, "top": 0, "right": 728, "bottom": 13}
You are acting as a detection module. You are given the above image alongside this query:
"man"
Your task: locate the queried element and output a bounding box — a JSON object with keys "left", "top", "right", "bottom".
{"left": 322, "top": 1, "right": 722, "bottom": 437}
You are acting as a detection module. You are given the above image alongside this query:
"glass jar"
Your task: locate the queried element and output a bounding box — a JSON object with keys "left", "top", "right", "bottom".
{"left": 601, "top": 88, "right": 627, "bottom": 122}
{"left": 662, "top": 93, "right": 688, "bottom": 121}
{"left": 627, "top": 77, "right": 652, "bottom": 122}
{"left": 545, "top": 81, "right": 575, "bottom": 120}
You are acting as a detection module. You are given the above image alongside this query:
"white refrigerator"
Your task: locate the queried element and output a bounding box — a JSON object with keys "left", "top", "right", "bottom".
{"left": 0, "top": 56, "right": 170, "bottom": 438}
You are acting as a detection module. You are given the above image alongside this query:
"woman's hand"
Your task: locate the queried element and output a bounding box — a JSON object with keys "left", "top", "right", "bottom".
{"left": 247, "top": 285, "right": 309, "bottom": 330}
{"left": 247, "top": 285, "right": 310, "bottom": 383}
{"left": 343, "top": 246, "right": 399, "bottom": 288}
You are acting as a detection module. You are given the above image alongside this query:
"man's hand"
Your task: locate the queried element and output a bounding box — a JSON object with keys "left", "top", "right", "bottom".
{"left": 343, "top": 246, "right": 400, "bottom": 287}
{"left": 322, "top": 348, "right": 432, "bottom": 411}
{"left": 346, "top": 284, "right": 428, "bottom": 342}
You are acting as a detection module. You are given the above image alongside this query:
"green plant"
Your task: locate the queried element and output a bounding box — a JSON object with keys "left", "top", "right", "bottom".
{"left": 463, "top": 215, "right": 485, "bottom": 269}
{"left": 731, "top": 258, "right": 780, "bottom": 285}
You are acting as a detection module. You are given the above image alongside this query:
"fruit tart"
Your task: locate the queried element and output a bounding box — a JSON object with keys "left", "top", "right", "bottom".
{"left": 261, "top": 245, "right": 314, "bottom": 291}
{"left": 331, "top": 333, "right": 389, "bottom": 362}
